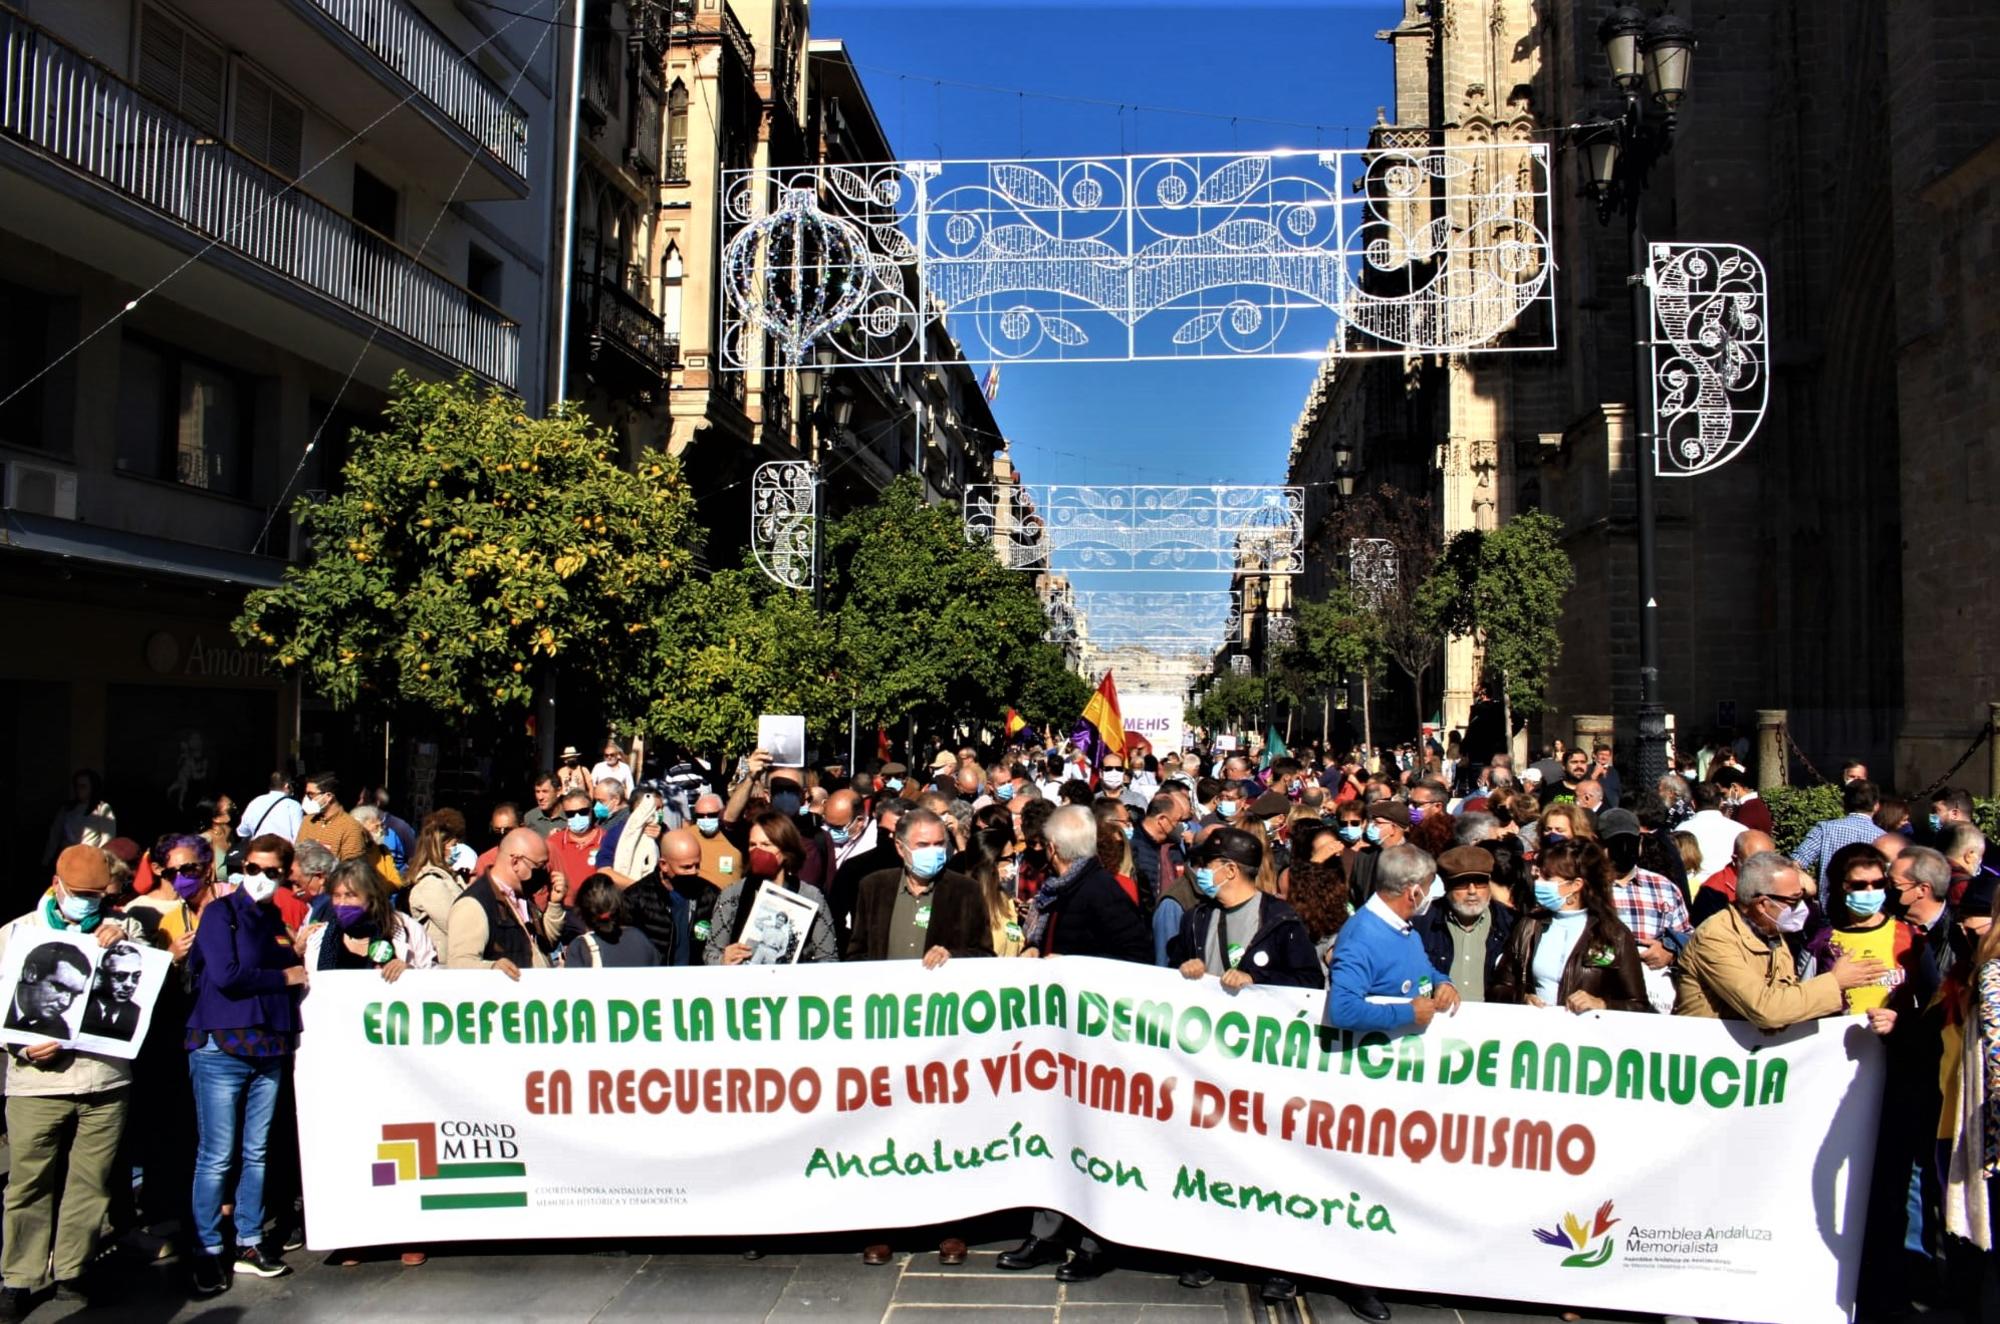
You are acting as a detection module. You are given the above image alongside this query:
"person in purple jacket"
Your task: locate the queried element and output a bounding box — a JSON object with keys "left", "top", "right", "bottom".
{"left": 184, "top": 833, "right": 307, "bottom": 1298}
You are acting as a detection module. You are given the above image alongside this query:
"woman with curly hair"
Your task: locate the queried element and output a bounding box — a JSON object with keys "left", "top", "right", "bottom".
{"left": 1287, "top": 855, "right": 1352, "bottom": 968}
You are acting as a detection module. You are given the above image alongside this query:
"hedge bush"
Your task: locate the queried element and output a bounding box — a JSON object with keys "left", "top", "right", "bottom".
{"left": 1762, "top": 784, "right": 1999, "bottom": 857}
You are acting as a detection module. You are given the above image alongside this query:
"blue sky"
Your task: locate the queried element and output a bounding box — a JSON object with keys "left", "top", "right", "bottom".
{"left": 811, "top": 0, "right": 1403, "bottom": 616}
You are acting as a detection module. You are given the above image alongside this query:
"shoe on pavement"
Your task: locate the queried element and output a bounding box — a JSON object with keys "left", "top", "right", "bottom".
{"left": 1262, "top": 1276, "right": 1299, "bottom": 1302}
{"left": 1055, "top": 1250, "right": 1111, "bottom": 1283}
{"left": 189, "top": 1255, "right": 230, "bottom": 1299}
{"left": 52, "top": 1279, "right": 93, "bottom": 1306}
{"left": 282, "top": 1227, "right": 306, "bottom": 1253}
{"left": 937, "top": 1238, "right": 968, "bottom": 1266}
{"left": 232, "top": 1246, "right": 293, "bottom": 1279}
{"left": 1346, "top": 1287, "right": 1392, "bottom": 1323}
{"left": 1178, "top": 1267, "right": 1216, "bottom": 1290}
{"left": 0, "top": 1287, "right": 30, "bottom": 1322}
{"left": 861, "top": 1244, "right": 893, "bottom": 1266}
{"left": 996, "top": 1237, "right": 1065, "bottom": 1271}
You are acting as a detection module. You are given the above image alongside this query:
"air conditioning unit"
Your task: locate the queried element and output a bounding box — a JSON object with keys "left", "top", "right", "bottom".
{"left": 1, "top": 461, "right": 78, "bottom": 520}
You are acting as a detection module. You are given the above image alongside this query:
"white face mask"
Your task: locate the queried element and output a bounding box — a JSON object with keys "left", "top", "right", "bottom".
{"left": 1772, "top": 899, "right": 1810, "bottom": 934}
{"left": 238, "top": 871, "right": 279, "bottom": 904}
{"left": 301, "top": 795, "right": 323, "bottom": 818}
{"left": 1101, "top": 770, "right": 1124, "bottom": 787}
{"left": 1409, "top": 885, "right": 1435, "bottom": 918}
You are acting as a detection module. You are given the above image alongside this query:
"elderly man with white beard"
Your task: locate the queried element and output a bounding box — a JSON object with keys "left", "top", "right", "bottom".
{"left": 1415, "top": 845, "right": 1517, "bottom": 1002}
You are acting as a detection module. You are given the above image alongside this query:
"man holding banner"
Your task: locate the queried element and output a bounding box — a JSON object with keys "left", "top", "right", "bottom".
{"left": 1322, "top": 842, "right": 1463, "bottom": 1322}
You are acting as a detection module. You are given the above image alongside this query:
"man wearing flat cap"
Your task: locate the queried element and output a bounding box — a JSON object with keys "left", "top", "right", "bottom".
{"left": 1416, "top": 845, "right": 1516, "bottom": 1002}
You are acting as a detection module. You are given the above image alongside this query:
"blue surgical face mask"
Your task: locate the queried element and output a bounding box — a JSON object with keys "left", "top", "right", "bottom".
{"left": 1216, "top": 800, "right": 1239, "bottom": 819}
{"left": 885, "top": 778, "right": 904, "bottom": 792}
{"left": 592, "top": 801, "right": 612, "bottom": 822}
{"left": 1192, "top": 867, "right": 1220, "bottom": 898}
{"left": 1542, "top": 831, "right": 1568, "bottom": 849}
{"left": 908, "top": 844, "right": 948, "bottom": 880}
{"left": 57, "top": 890, "right": 101, "bottom": 924}
{"left": 1122, "top": 825, "right": 1134, "bottom": 841}
{"left": 566, "top": 812, "right": 592, "bottom": 833}
{"left": 1846, "top": 889, "right": 1887, "bottom": 918}
{"left": 828, "top": 824, "right": 851, "bottom": 844}
{"left": 1337, "top": 824, "right": 1365, "bottom": 844}
{"left": 1929, "top": 814, "right": 1942, "bottom": 833}
{"left": 997, "top": 784, "right": 1015, "bottom": 801}
{"left": 1364, "top": 822, "right": 1383, "bottom": 846}
{"left": 695, "top": 816, "right": 720, "bottom": 836}
{"left": 1533, "top": 879, "right": 1568, "bottom": 911}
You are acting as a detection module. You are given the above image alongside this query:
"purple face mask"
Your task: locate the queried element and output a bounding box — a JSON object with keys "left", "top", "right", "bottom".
{"left": 1408, "top": 806, "right": 1425, "bottom": 826}
{"left": 169, "top": 868, "right": 206, "bottom": 902}
{"left": 333, "top": 904, "right": 367, "bottom": 929}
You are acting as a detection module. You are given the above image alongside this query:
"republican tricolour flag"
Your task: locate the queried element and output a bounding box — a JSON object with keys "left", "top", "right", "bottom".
{"left": 1071, "top": 671, "right": 1125, "bottom": 775}
{"left": 1004, "top": 708, "right": 1031, "bottom": 744}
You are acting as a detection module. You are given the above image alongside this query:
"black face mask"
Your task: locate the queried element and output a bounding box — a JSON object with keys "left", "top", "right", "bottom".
{"left": 526, "top": 866, "right": 553, "bottom": 895}
{"left": 1607, "top": 835, "right": 1643, "bottom": 875}
{"left": 770, "top": 791, "right": 803, "bottom": 817}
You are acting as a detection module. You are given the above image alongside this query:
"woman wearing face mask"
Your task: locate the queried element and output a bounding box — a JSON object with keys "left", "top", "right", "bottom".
{"left": 405, "top": 809, "right": 470, "bottom": 955}
{"left": 707, "top": 811, "right": 838, "bottom": 965}
{"left": 1344, "top": 801, "right": 1408, "bottom": 900}
{"left": 1535, "top": 804, "right": 1594, "bottom": 856}
{"left": 961, "top": 828, "right": 1028, "bottom": 958}
{"left": 193, "top": 798, "right": 235, "bottom": 883}
{"left": 184, "top": 833, "right": 309, "bottom": 1293}
{"left": 1805, "top": 844, "right": 1913, "bottom": 1017}
{"left": 302, "top": 859, "right": 436, "bottom": 982}
{"left": 125, "top": 836, "right": 216, "bottom": 960}
{"left": 1490, "top": 839, "right": 1650, "bottom": 1014}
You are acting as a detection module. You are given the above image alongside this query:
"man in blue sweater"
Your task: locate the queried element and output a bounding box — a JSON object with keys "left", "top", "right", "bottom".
{"left": 1321, "top": 844, "right": 1461, "bottom": 1321}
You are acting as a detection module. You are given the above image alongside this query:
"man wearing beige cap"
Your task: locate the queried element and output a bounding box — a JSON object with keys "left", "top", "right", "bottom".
{"left": 0, "top": 845, "right": 131, "bottom": 1314}
{"left": 1416, "top": 845, "right": 1516, "bottom": 1003}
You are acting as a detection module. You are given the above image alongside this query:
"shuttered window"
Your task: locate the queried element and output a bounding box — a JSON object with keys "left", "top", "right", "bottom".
{"left": 232, "top": 67, "right": 304, "bottom": 178}
{"left": 136, "top": 7, "right": 224, "bottom": 136}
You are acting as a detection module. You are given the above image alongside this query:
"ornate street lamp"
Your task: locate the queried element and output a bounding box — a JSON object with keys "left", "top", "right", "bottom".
{"left": 1573, "top": 6, "right": 1699, "bottom": 787}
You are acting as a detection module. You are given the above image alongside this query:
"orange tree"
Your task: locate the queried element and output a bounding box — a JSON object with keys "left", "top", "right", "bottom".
{"left": 235, "top": 373, "right": 698, "bottom": 723}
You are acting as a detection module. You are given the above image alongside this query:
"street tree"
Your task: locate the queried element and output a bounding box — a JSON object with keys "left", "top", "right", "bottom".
{"left": 236, "top": 374, "right": 697, "bottom": 723}
{"left": 1017, "top": 646, "right": 1093, "bottom": 734}
{"left": 1419, "top": 510, "right": 1575, "bottom": 755}
{"left": 641, "top": 567, "right": 836, "bottom": 755}
{"left": 826, "top": 475, "right": 1056, "bottom": 735}
{"left": 1324, "top": 484, "right": 1441, "bottom": 730}
{"left": 1285, "top": 588, "right": 1388, "bottom": 755}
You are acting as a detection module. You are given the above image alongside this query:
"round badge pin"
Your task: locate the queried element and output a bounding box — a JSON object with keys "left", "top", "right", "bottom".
{"left": 1253, "top": 950, "right": 1269, "bottom": 967}
{"left": 1400, "top": 979, "right": 1413, "bottom": 994}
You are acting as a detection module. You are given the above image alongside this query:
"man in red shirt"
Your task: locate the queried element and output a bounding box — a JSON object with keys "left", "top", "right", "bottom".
{"left": 544, "top": 790, "right": 603, "bottom": 903}
{"left": 1690, "top": 829, "right": 1774, "bottom": 927}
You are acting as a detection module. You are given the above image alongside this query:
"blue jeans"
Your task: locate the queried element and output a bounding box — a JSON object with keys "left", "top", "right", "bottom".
{"left": 188, "top": 1041, "right": 284, "bottom": 1256}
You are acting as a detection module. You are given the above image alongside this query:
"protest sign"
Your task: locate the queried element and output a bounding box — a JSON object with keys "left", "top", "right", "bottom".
{"left": 757, "top": 715, "right": 806, "bottom": 768}
{"left": 297, "top": 961, "right": 1880, "bottom": 1324}
{"left": 1120, "top": 693, "right": 1184, "bottom": 760}
{"left": 0, "top": 926, "right": 170, "bottom": 1059}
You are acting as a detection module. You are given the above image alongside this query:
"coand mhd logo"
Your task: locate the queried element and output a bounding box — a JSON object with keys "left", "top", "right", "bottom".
{"left": 1531, "top": 1200, "right": 1619, "bottom": 1268}
{"left": 373, "top": 1122, "right": 527, "bottom": 1211}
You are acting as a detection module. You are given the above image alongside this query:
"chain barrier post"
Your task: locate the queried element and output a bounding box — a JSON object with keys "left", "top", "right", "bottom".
{"left": 1756, "top": 709, "right": 1786, "bottom": 792}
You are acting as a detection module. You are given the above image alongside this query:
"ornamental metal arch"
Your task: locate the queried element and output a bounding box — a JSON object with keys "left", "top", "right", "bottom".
{"left": 750, "top": 461, "right": 816, "bottom": 591}
{"left": 720, "top": 144, "right": 1554, "bottom": 367}
{"left": 1054, "top": 590, "right": 1244, "bottom": 652}
{"left": 966, "top": 484, "right": 1303, "bottom": 574}
{"left": 1650, "top": 242, "right": 1769, "bottom": 478}
{"left": 1348, "top": 537, "right": 1399, "bottom": 608}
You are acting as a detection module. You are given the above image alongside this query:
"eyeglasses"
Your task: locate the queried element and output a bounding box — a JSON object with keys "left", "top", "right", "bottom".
{"left": 1765, "top": 894, "right": 1807, "bottom": 908}
{"left": 239, "top": 864, "right": 286, "bottom": 881}
{"left": 164, "top": 863, "right": 205, "bottom": 880}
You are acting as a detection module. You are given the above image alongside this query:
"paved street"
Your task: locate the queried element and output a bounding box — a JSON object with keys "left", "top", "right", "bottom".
{"left": 11, "top": 1217, "right": 1768, "bottom": 1324}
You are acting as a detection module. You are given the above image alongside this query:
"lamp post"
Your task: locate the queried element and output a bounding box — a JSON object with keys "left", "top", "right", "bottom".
{"left": 794, "top": 344, "right": 842, "bottom": 612}
{"left": 1577, "top": 4, "right": 1697, "bottom": 789}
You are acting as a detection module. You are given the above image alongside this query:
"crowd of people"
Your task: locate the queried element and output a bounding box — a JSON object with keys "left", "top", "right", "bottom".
{"left": 13, "top": 731, "right": 1999, "bottom": 1319}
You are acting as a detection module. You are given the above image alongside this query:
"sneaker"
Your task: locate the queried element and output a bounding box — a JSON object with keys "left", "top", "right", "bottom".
{"left": 232, "top": 1246, "right": 293, "bottom": 1280}
{"left": 0, "top": 1287, "right": 30, "bottom": 1321}
{"left": 190, "top": 1255, "right": 230, "bottom": 1298}
{"left": 53, "top": 1278, "right": 93, "bottom": 1306}
{"left": 282, "top": 1227, "right": 306, "bottom": 1253}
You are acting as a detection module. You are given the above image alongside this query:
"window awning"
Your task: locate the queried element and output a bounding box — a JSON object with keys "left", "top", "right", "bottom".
{"left": 1, "top": 508, "right": 286, "bottom": 589}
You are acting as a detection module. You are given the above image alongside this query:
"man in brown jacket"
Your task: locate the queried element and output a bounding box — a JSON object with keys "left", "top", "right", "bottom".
{"left": 1675, "top": 850, "right": 1893, "bottom": 1033}
{"left": 843, "top": 806, "right": 991, "bottom": 1268}
{"left": 295, "top": 772, "right": 367, "bottom": 862}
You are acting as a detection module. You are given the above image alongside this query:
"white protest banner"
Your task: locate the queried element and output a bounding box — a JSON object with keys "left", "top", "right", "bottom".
{"left": 1120, "top": 693, "right": 1184, "bottom": 759}
{"left": 297, "top": 962, "right": 1880, "bottom": 1324}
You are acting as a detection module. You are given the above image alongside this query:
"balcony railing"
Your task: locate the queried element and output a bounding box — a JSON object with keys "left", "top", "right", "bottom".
{"left": 0, "top": 8, "right": 519, "bottom": 388}
{"left": 584, "top": 272, "right": 671, "bottom": 378}
{"left": 664, "top": 144, "right": 688, "bottom": 182}
{"left": 304, "top": 0, "right": 528, "bottom": 179}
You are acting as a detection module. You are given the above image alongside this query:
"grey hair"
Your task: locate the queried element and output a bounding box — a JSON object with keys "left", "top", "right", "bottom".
{"left": 1939, "top": 823, "right": 1987, "bottom": 862}
{"left": 1454, "top": 812, "right": 1499, "bottom": 846}
{"left": 1736, "top": 851, "right": 1801, "bottom": 902}
{"left": 1374, "top": 843, "right": 1435, "bottom": 898}
{"left": 1044, "top": 805, "right": 1100, "bottom": 870}
{"left": 593, "top": 778, "right": 627, "bottom": 806}
{"left": 1896, "top": 845, "right": 1952, "bottom": 900}
{"left": 295, "top": 839, "right": 337, "bottom": 882}
{"left": 893, "top": 807, "right": 947, "bottom": 846}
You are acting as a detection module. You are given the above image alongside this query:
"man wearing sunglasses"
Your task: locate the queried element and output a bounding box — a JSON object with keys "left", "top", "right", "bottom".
{"left": 1674, "top": 850, "right": 1894, "bottom": 1033}
{"left": 0, "top": 845, "right": 132, "bottom": 1315}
